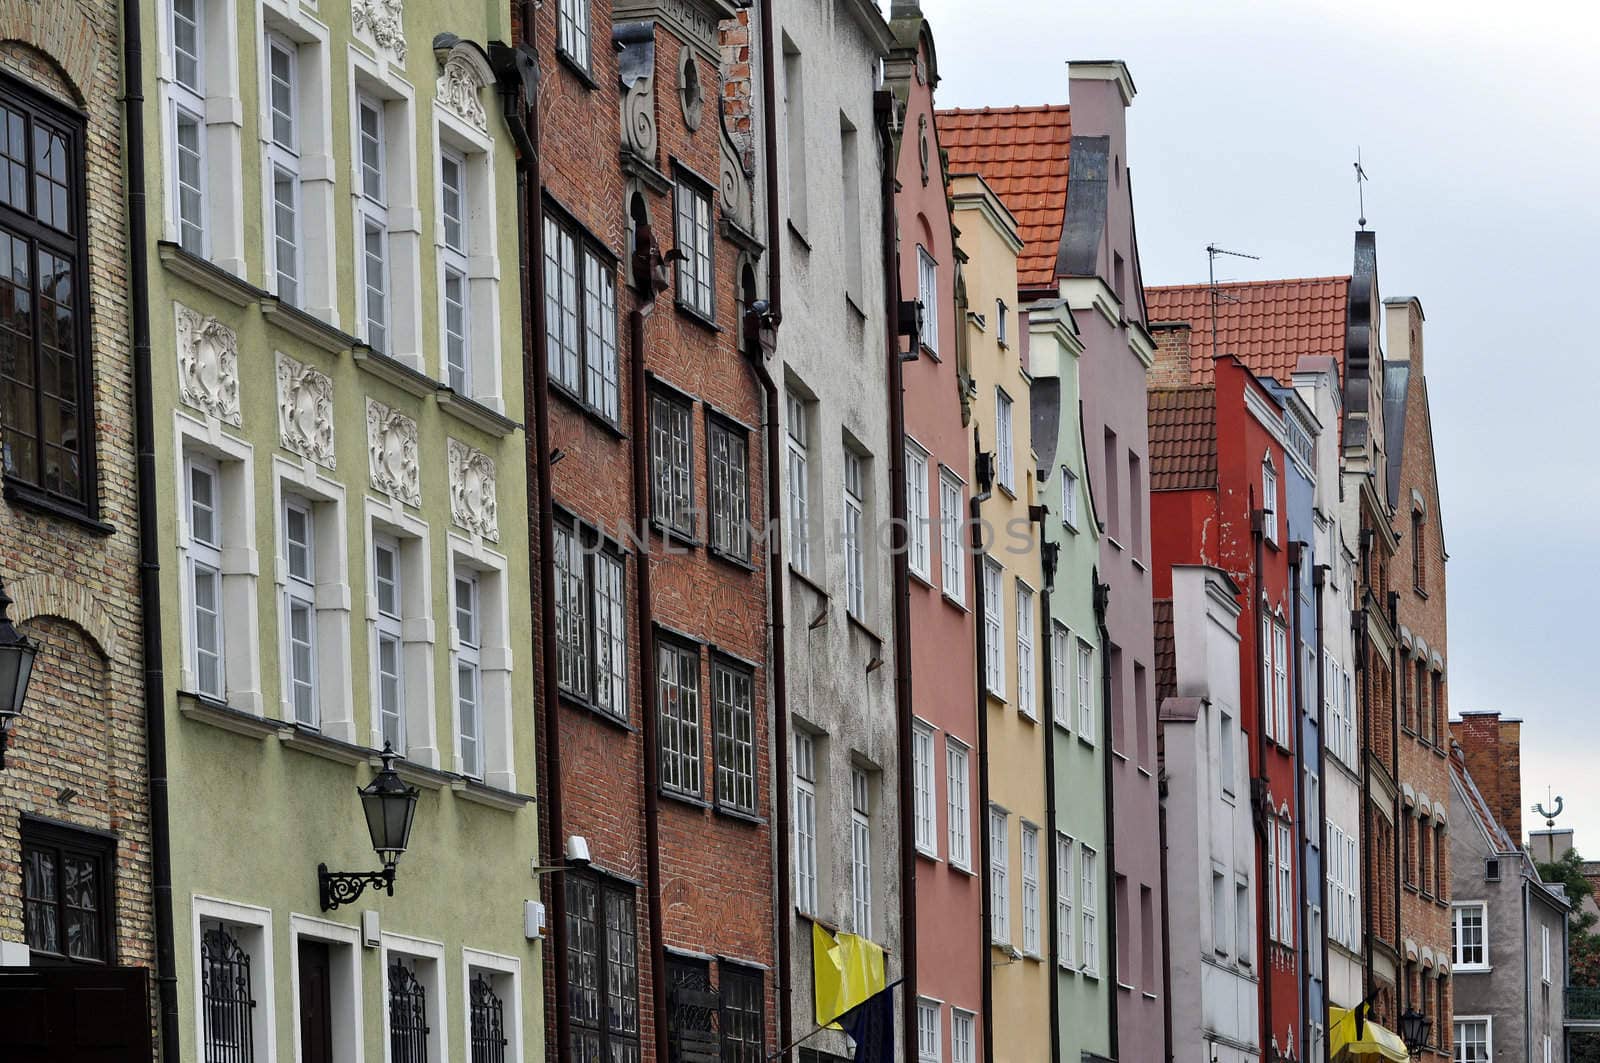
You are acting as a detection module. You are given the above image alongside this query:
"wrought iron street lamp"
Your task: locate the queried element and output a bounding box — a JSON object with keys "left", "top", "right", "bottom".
{"left": 1399, "top": 1008, "right": 1432, "bottom": 1058}
{"left": 0, "top": 576, "right": 40, "bottom": 770}
{"left": 319, "top": 743, "right": 420, "bottom": 911}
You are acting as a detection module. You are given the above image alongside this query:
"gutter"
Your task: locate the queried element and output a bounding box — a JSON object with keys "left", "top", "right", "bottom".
{"left": 1356, "top": 530, "right": 1373, "bottom": 1006}
{"left": 123, "top": 0, "right": 181, "bottom": 1054}
{"left": 971, "top": 437, "right": 994, "bottom": 1063}
{"left": 1251, "top": 508, "right": 1272, "bottom": 1060}
{"left": 1095, "top": 573, "right": 1119, "bottom": 1063}
{"left": 1314, "top": 562, "right": 1332, "bottom": 1063}
{"left": 1291, "top": 541, "right": 1309, "bottom": 1061}
{"left": 1039, "top": 529, "right": 1062, "bottom": 1063}
{"left": 874, "top": 87, "right": 918, "bottom": 1059}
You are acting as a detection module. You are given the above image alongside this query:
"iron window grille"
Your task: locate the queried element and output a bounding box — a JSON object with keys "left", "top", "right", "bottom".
{"left": 554, "top": 518, "right": 629, "bottom": 721}
{"left": 708, "top": 416, "right": 751, "bottom": 561}
{"left": 566, "top": 871, "right": 640, "bottom": 1062}
{"left": 657, "top": 638, "right": 703, "bottom": 797}
{"left": 719, "top": 963, "right": 764, "bottom": 1063}
{"left": 667, "top": 956, "right": 719, "bottom": 1061}
{"left": 388, "top": 959, "right": 431, "bottom": 1063}
{"left": 650, "top": 389, "right": 695, "bottom": 538}
{"left": 543, "top": 205, "right": 619, "bottom": 422}
{"left": 713, "top": 657, "right": 757, "bottom": 814}
{"left": 469, "top": 973, "right": 507, "bottom": 1063}
{"left": 202, "top": 924, "right": 256, "bottom": 1062}
{"left": 21, "top": 819, "right": 111, "bottom": 965}
{"left": 0, "top": 74, "right": 97, "bottom": 516}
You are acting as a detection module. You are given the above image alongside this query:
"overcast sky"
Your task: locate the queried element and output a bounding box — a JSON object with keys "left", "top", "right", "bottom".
{"left": 919, "top": 0, "right": 1600, "bottom": 847}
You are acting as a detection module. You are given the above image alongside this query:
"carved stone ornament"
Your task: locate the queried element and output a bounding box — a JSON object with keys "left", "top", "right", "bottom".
{"left": 352, "top": 0, "right": 406, "bottom": 63}
{"left": 616, "top": 21, "right": 657, "bottom": 162}
{"left": 718, "top": 114, "right": 754, "bottom": 233}
{"left": 366, "top": 398, "right": 420, "bottom": 507}
{"left": 437, "top": 52, "right": 488, "bottom": 131}
{"left": 276, "top": 351, "right": 337, "bottom": 469}
{"left": 175, "top": 303, "right": 241, "bottom": 426}
{"left": 447, "top": 438, "right": 498, "bottom": 542}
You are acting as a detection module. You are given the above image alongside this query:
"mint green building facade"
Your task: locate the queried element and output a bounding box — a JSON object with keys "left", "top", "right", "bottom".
{"left": 136, "top": 0, "right": 540, "bottom": 1055}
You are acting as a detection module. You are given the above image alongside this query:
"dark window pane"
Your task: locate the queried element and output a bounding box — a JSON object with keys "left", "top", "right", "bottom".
{"left": 62, "top": 853, "right": 101, "bottom": 960}
{"left": 23, "top": 846, "right": 58, "bottom": 953}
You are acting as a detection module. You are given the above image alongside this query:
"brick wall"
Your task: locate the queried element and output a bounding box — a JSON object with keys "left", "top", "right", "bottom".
{"left": 1451, "top": 713, "right": 1522, "bottom": 847}
{"left": 1149, "top": 322, "right": 1192, "bottom": 387}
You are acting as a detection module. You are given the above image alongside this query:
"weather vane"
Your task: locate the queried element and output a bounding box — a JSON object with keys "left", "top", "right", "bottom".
{"left": 1533, "top": 787, "right": 1564, "bottom": 830}
{"left": 1354, "top": 149, "right": 1370, "bottom": 230}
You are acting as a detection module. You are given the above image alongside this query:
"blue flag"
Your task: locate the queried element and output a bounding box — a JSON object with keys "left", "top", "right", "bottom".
{"left": 836, "top": 985, "right": 895, "bottom": 1063}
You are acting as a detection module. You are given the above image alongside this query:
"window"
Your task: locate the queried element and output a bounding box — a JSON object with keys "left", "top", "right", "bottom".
{"left": 1273, "top": 622, "right": 1289, "bottom": 744}
{"left": 187, "top": 458, "right": 225, "bottom": 698}
{"left": 938, "top": 469, "right": 964, "bottom": 602}
{"left": 851, "top": 766, "right": 873, "bottom": 937}
{"left": 994, "top": 389, "right": 1014, "bottom": 491}
{"left": 21, "top": 821, "right": 111, "bottom": 964}
{"left": 1235, "top": 879, "right": 1251, "bottom": 964}
{"left": 1454, "top": 1019, "right": 1489, "bottom": 1063}
{"left": 566, "top": 873, "right": 639, "bottom": 1062}
{"left": 1057, "top": 833, "right": 1075, "bottom": 967}
{"left": 916, "top": 998, "right": 940, "bottom": 1063}
{"left": 1413, "top": 509, "right": 1427, "bottom": 593}
{"left": 1277, "top": 822, "right": 1294, "bottom": 946}
{"left": 666, "top": 956, "right": 717, "bottom": 1058}
{"left": 793, "top": 731, "right": 819, "bottom": 915}
{"left": 1418, "top": 815, "right": 1432, "bottom": 895}
{"left": 946, "top": 739, "right": 971, "bottom": 870}
{"left": 950, "top": 1010, "right": 975, "bottom": 1063}
{"left": 1102, "top": 427, "right": 1119, "bottom": 540}
{"left": 786, "top": 394, "right": 811, "bottom": 574}
{"left": 982, "top": 559, "right": 1004, "bottom": 696}
{"left": 553, "top": 520, "right": 629, "bottom": 721}
{"left": 844, "top": 448, "right": 866, "bottom": 619}
{"left": 840, "top": 119, "right": 862, "bottom": 299}
{"left": 917, "top": 247, "right": 939, "bottom": 354}
{"left": 650, "top": 390, "right": 694, "bottom": 538}
{"left": 1308, "top": 906, "right": 1323, "bottom": 978}
{"left": 556, "top": 0, "right": 590, "bottom": 70}
{"left": 468, "top": 967, "right": 512, "bottom": 1063}
{"left": 1453, "top": 903, "right": 1486, "bottom": 969}
{"left": 543, "top": 211, "right": 619, "bottom": 421}
{"left": 1543, "top": 924, "right": 1552, "bottom": 984}
{"left": 1020, "top": 823, "right": 1041, "bottom": 957}
{"left": 1218, "top": 706, "right": 1236, "bottom": 793}
{"left": 169, "top": 0, "right": 208, "bottom": 255}
{"left": 374, "top": 536, "right": 405, "bottom": 750}
{"left": 1262, "top": 459, "right": 1279, "bottom": 545}
{"left": 912, "top": 722, "right": 937, "bottom": 857}
{"left": 1060, "top": 467, "right": 1079, "bottom": 531}
{"left": 657, "top": 639, "right": 702, "bottom": 798}
{"left": 1211, "top": 870, "right": 1229, "bottom": 957}
{"left": 454, "top": 568, "right": 483, "bottom": 778}
{"left": 356, "top": 94, "right": 390, "bottom": 354}
{"left": 439, "top": 148, "right": 470, "bottom": 392}
{"left": 713, "top": 658, "right": 756, "bottom": 815}
{"left": 1015, "top": 583, "right": 1036, "bottom": 719}
{"left": 201, "top": 921, "right": 260, "bottom": 1062}
{"left": 995, "top": 298, "right": 1007, "bottom": 347}
{"left": 988, "top": 807, "right": 1009, "bottom": 943}
{"left": 1127, "top": 451, "right": 1143, "bottom": 557}
{"left": 1436, "top": 823, "right": 1447, "bottom": 898}
{"left": 387, "top": 955, "right": 436, "bottom": 1063}
{"left": 674, "top": 175, "right": 714, "bottom": 318}
{"left": 0, "top": 80, "right": 95, "bottom": 512}
{"left": 720, "top": 964, "right": 765, "bottom": 1063}
{"left": 265, "top": 34, "right": 301, "bottom": 304}
{"left": 781, "top": 37, "right": 806, "bottom": 231}
{"left": 1080, "top": 847, "right": 1099, "bottom": 975}
{"left": 1267, "top": 822, "right": 1278, "bottom": 942}
{"left": 1051, "top": 623, "right": 1071, "bottom": 728}
{"left": 709, "top": 417, "right": 751, "bottom": 560}
{"left": 282, "top": 497, "right": 319, "bottom": 726}
{"left": 906, "top": 441, "right": 930, "bottom": 580}
{"left": 1076, "top": 639, "right": 1095, "bottom": 741}
{"left": 1544, "top": 1036, "right": 1552, "bottom": 1063}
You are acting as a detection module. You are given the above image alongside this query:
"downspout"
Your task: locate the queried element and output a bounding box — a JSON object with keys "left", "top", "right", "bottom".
{"left": 754, "top": 1, "right": 792, "bottom": 1052}
{"left": 1252, "top": 505, "right": 1272, "bottom": 1060}
{"left": 1357, "top": 527, "right": 1374, "bottom": 1004}
{"left": 1039, "top": 534, "right": 1062, "bottom": 1063}
{"left": 1524, "top": 876, "right": 1533, "bottom": 1063}
{"left": 971, "top": 432, "right": 994, "bottom": 1063}
{"left": 1388, "top": 585, "right": 1402, "bottom": 1027}
{"left": 1291, "top": 542, "right": 1309, "bottom": 1061}
{"left": 1157, "top": 682, "right": 1172, "bottom": 1063}
{"left": 124, "top": 2, "right": 180, "bottom": 1055}
{"left": 628, "top": 304, "right": 667, "bottom": 1063}
{"left": 875, "top": 87, "right": 918, "bottom": 1059}
{"left": 1095, "top": 573, "right": 1119, "bottom": 1063}
{"left": 1314, "top": 563, "right": 1332, "bottom": 1063}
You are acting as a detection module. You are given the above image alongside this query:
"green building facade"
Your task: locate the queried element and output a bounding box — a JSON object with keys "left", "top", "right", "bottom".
{"left": 137, "top": 0, "right": 540, "bottom": 1055}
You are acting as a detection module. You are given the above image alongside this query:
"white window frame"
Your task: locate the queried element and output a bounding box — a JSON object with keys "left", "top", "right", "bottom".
{"left": 786, "top": 393, "right": 811, "bottom": 576}
{"left": 272, "top": 458, "right": 352, "bottom": 738}
{"left": 461, "top": 948, "right": 524, "bottom": 1063}
{"left": 1080, "top": 845, "right": 1099, "bottom": 975}
{"left": 1262, "top": 457, "right": 1279, "bottom": 544}
{"left": 844, "top": 448, "right": 867, "bottom": 620}
{"left": 1056, "top": 832, "right": 1075, "bottom": 968}
{"left": 946, "top": 738, "right": 971, "bottom": 872}
{"left": 1020, "top": 821, "right": 1041, "bottom": 958}
{"left": 1262, "top": 616, "right": 1275, "bottom": 742}
{"left": 938, "top": 468, "right": 965, "bottom": 604}
{"left": 917, "top": 246, "right": 939, "bottom": 354}
{"left": 1277, "top": 822, "right": 1294, "bottom": 947}
{"left": 674, "top": 175, "right": 714, "bottom": 318}
{"left": 557, "top": 0, "right": 591, "bottom": 70}
{"left": 349, "top": 61, "right": 420, "bottom": 366}
{"left": 851, "top": 765, "right": 873, "bottom": 938}
{"left": 373, "top": 533, "right": 405, "bottom": 750}
{"left": 1076, "top": 638, "right": 1095, "bottom": 742}
{"left": 951, "top": 1009, "right": 975, "bottom": 1063}
{"left": 264, "top": 32, "right": 301, "bottom": 303}
{"left": 440, "top": 147, "right": 470, "bottom": 392}
{"left": 282, "top": 494, "right": 321, "bottom": 727}
{"left": 185, "top": 455, "right": 226, "bottom": 700}
{"left": 448, "top": 533, "right": 515, "bottom": 789}
{"left": 794, "top": 729, "right": 819, "bottom": 915}
{"left": 916, "top": 997, "right": 941, "bottom": 1063}
{"left": 1453, "top": 1017, "right": 1491, "bottom": 1063}
{"left": 356, "top": 91, "right": 390, "bottom": 353}
{"left": 1267, "top": 826, "right": 1278, "bottom": 942}
{"left": 1051, "top": 622, "right": 1071, "bottom": 729}
{"left": 1543, "top": 923, "right": 1552, "bottom": 983}
{"left": 982, "top": 559, "right": 1004, "bottom": 697}
{"left": 193, "top": 896, "right": 278, "bottom": 1063}
{"left": 289, "top": 915, "right": 363, "bottom": 1062}
{"left": 995, "top": 298, "right": 1007, "bottom": 348}
{"left": 380, "top": 933, "right": 448, "bottom": 1063}
{"left": 912, "top": 721, "right": 937, "bottom": 858}
{"left": 906, "top": 440, "right": 930, "bottom": 581}
{"left": 1274, "top": 621, "right": 1290, "bottom": 743}
{"left": 453, "top": 567, "right": 483, "bottom": 779}
{"left": 1015, "top": 582, "right": 1036, "bottom": 720}
{"left": 366, "top": 496, "right": 439, "bottom": 767}
{"left": 988, "top": 806, "right": 1009, "bottom": 944}
{"left": 162, "top": 0, "right": 244, "bottom": 269}
{"left": 994, "top": 388, "right": 1014, "bottom": 492}
{"left": 433, "top": 96, "right": 503, "bottom": 409}
{"left": 1060, "top": 466, "right": 1079, "bottom": 531}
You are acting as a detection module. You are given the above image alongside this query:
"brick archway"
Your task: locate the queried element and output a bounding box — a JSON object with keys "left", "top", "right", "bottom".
{"left": 0, "top": 0, "right": 101, "bottom": 104}
{"left": 6, "top": 572, "right": 122, "bottom": 661}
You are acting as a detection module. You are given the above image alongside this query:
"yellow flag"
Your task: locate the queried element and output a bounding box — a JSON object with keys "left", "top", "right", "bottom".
{"left": 812, "top": 923, "right": 887, "bottom": 1028}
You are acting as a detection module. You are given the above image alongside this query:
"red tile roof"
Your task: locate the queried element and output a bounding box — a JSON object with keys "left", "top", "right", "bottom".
{"left": 1147, "top": 386, "right": 1217, "bottom": 491}
{"left": 1145, "top": 276, "right": 1351, "bottom": 386}
{"left": 936, "top": 105, "right": 1071, "bottom": 291}
{"left": 1152, "top": 599, "right": 1175, "bottom": 707}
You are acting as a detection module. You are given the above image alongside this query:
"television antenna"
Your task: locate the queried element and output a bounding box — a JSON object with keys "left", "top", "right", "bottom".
{"left": 1206, "top": 243, "right": 1260, "bottom": 358}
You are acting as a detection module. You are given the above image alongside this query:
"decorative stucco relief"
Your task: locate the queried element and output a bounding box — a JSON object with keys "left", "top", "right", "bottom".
{"left": 175, "top": 303, "right": 241, "bottom": 426}
{"left": 366, "top": 398, "right": 420, "bottom": 507}
{"left": 352, "top": 0, "right": 406, "bottom": 63}
{"left": 447, "top": 438, "right": 498, "bottom": 541}
{"left": 276, "top": 352, "right": 336, "bottom": 469}
{"left": 437, "top": 53, "right": 488, "bottom": 131}
{"left": 719, "top": 116, "right": 754, "bottom": 233}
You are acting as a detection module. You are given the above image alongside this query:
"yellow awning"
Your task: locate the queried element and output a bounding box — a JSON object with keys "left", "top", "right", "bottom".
{"left": 1329, "top": 1006, "right": 1410, "bottom": 1062}
{"left": 811, "top": 923, "right": 886, "bottom": 1029}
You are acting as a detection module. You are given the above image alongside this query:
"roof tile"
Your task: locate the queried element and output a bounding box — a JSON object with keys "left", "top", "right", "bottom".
{"left": 1147, "top": 386, "right": 1218, "bottom": 492}
{"left": 1146, "top": 276, "right": 1351, "bottom": 386}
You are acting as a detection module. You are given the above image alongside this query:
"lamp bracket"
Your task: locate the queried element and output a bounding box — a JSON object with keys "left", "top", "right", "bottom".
{"left": 319, "top": 862, "right": 395, "bottom": 912}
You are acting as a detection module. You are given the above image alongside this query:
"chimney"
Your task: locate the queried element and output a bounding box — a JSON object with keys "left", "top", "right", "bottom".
{"left": 1149, "top": 322, "right": 1192, "bottom": 387}
{"left": 1450, "top": 712, "right": 1523, "bottom": 846}
{"left": 1382, "top": 296, "right": 1425, "bottom": 374}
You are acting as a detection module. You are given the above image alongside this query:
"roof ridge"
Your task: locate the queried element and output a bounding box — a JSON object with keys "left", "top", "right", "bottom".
{"left": 1148, "top": 275, "right": 1352, "bottom": 294}
{"left": 935, "top": 104, "right": 1071, "bottom": 116}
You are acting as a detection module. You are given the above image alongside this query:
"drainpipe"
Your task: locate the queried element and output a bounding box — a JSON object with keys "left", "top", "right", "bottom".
{"left": 1291, "top": 541, "right": 1309, "bottom": 1061}
{"left": 1388, "top": 584, "right": 1402, "bottom": 1028}
{"left": 123, "top": 2, "right": 180, "bottom": 1055}
{"left": 1038, "top": 531, "right": 1061, "bottom": 1063}
{"left": 1157, "top": 680, "right": 1172, "bottom": 1063}
{"left": 1094, "top": 573, "right": 1119, "bottom": 1063}
{"left": 1251, "top": 504, "right": 1272, "bottom": 1060}
{"left": 1357, "top": 526, "right": 1374, "bottom": 1006}
{"left": 1314, "top": 562, "right": 1332, "bottom": 1062}
{"left": 971, "top": 431, "right": 994, "bottom": 1063}
{"left": 875, "top": 87, "right": 918, "bottom": 1058}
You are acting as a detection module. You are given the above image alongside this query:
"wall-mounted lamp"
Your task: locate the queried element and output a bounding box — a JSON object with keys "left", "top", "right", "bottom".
{"left": 0, "top": 576, "right": 40, "bottom": 770}
{"left": 530, "top": 834, "right": 593, "bottom": 876}
{"left": 319, "top": 743, "right": 420, "bottom": 911}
